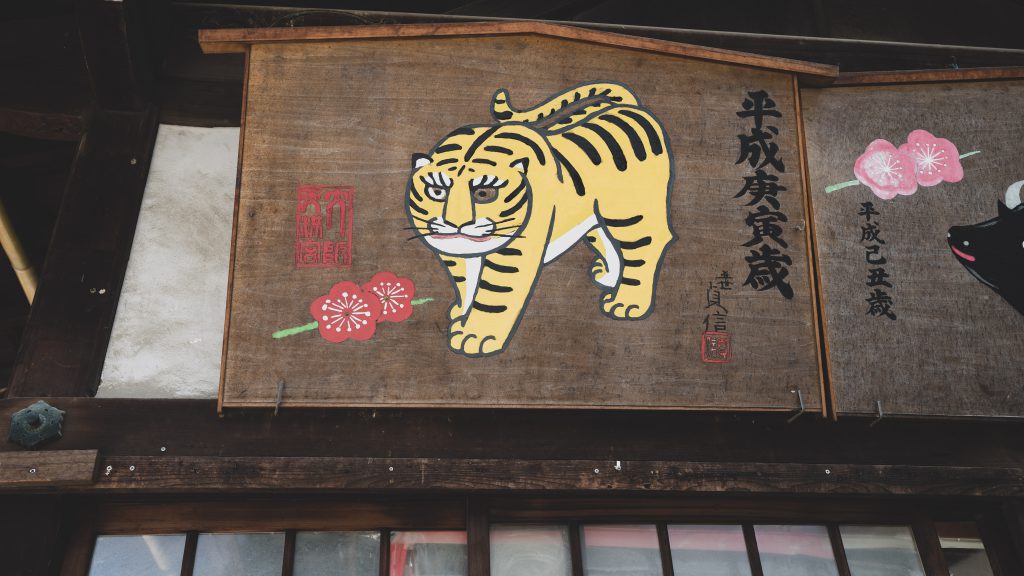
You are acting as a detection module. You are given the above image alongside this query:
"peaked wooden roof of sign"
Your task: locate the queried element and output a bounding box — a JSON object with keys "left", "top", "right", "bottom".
{"left": 198, "top": 21, "right": 839, "bottom": 78}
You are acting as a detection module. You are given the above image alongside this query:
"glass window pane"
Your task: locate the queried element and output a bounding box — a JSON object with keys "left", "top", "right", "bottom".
{"left": 89, "top": 534, "right": 186, "bottom": 576}
{"left": 390, "top": 531, "right": 467, "bottom": 576}
{"left": 754, "top": 525, "right": 839, "bottom": 576}
{"left": 582, "top": 524, "right": 662, "bottom": 576}
{"left": 839, "top": 525, "right": 925, "bottom": 576}
{"left": 937, "top": 522, "right": 995, "bottom": 576}
{"left": 294, "top": 531, "right": 380, "bottom": 576}
{"left": 668, "top": 525, "right": 751, "bottom": 576}
{"left": 490, "top": 525, "right": 571, "bottom": 576}
{"left": 194, "top": 532, "right": 285, "bottom": 576}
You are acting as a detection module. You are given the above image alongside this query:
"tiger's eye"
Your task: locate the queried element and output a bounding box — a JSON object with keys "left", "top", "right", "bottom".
{"left": 472, "top": 187, "right": 498, "bottom": 203}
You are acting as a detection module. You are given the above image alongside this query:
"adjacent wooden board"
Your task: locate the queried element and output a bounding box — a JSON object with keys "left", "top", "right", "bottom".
{"left": 803, "top": 79, "right": 1024, "bottom": 417}
{"left": 215, "top": 26, "right": 822, "bottom": 410}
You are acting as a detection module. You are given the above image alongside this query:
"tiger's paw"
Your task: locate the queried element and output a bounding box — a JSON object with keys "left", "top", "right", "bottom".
{"left": 448, "top": 321, "right": 508, "bottom": 357}
{"left": 590, "top": 257, "right": 617, "bottom": 288}
{"left": 600, "top": 287, "right": 654, "bottom": 320}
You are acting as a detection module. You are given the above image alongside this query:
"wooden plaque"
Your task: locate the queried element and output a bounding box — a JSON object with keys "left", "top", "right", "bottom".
{"left": 803, "top": 78, "right": 1024, "bottom": 417}
{"left": 207, "top": 23, "right": 826, "bottom": 410}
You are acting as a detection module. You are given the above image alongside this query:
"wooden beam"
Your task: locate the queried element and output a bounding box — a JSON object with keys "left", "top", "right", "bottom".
{"left": 0, "top": 108, "right": 86, "bottom": 142}
{"left": 4, "top": 399, "right": 1024, "bottom": 470}
{"left": 0, "top": 450, "right": 98, "bottom": 488}
{"left": 75, "top": 0, "right": 155, "bottom": 111}
{"left": 197, "top": 21, "right": 839, "bottom": 78}
{"left": 76, "top": 455, "right": 1024, "bottom": 496}
{"left": 7, "top": 109, "right": 158, "bottom": 397}
{"left": 833, "top": 66, "right": 1024, "bottom": 86}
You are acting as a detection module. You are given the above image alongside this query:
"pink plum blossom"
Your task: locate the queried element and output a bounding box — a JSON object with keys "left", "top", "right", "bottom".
{"left": 898, "top": 129, "right": 964, "bottom": 187}
{"left": 853, "top": 139, "right": 918, "bottom": 200}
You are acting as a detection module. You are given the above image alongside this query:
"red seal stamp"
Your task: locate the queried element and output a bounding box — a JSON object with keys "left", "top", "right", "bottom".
{"left": 701, "top": 331, "right": 731, "bottom": 363}
{"left": 295, "top": 185, "right": 354, "bottom": 268}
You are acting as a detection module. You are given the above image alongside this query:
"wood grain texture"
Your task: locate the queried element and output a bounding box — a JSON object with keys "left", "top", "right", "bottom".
{"left": 197, "top": 21, "right": 838, "bottom": 78}
{"left": 802, "top": 80, "right": 1024, "bottom": 417}
{"left": 222, "top": 34, "right": 821, "bottom": 410}
{"left": 834, "top": 67, "right": 1024, "bottom": 86}
{"left": 0, "top": 450, "right": 98, "bottom": 487}
{"left": 92, "top": 499, "right": 464, "bottom": 534}
{"left": 85, "top": 456, "right": 1024, "bottom": 496}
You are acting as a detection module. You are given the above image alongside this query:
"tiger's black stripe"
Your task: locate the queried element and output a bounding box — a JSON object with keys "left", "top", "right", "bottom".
{"left": 581, "top": 123, "right": 627, "bottom": 171}
{"left": 446, "top": 126, "right": 476, "bottom": 138}
{"left": 498, "top": 247, "right": 522, "bottom": 256}
{"left": 499, "top": 192, "right": 529, "bottom": 218}
{"left": 618, "top": 110, "right": 663, "bottom": 155}
{"left": 495, "top": 132, "right": 547, "bottom": 165}
{"left": 479, "top": 279, "right": 513, "bottom": 293}
{"left": 562, "top": 133, "right": 602, "bottom": 165}
{"left": 601, "top": 114, "right": 647, "bottom": 161}
{"left": 472, "top": 158, "right": 497, "bottom": 166}
{"left": 605, "top": 215, "right": 643, "bottom": 227}
{"left": 452, "top": 276, "right": 466, "bottom": 282}
{"left": 472, "top": 301, "right": 508, "bottom": 313}
{"left": 619, "top": 236, "right": 652, "bottom": 250}
{"left": 410, "top": 187, "right": 423, "bottom": 202}
{"left": 484, "top": 260, "right": 518, "bottom": 273}
{"left": 435, "top": 143, "right": 462, "bottom": 153}
{"left": 443, "top": 260, "right": 457, "bottom": 267}
{"left": 493, "top": 110, "right": 513, "bottom": 121}
{"left": 503, "top": 181, "right": 527, "bottom": 204}
{"left": 436, "top": 158, "right": 458, "bottom": 166}
{"left": 620, "top": 277, "right": 642, "bottom": 286}
{"left": 484, "top": 145, "right": 514, "bottom": 155}
{"left": 623, "top": 259, "right": 646, "bottom": 267}
{"left": 409, "top": 201, "right": 429, "bottom": 215}
{"left": 552, "top": 149, "right": 585, "bottom": 197}
{"left": 464, "top": 126, "right": 501, "bottom": 161}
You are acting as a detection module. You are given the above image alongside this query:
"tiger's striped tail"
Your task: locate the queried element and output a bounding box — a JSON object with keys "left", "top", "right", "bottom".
{"left": 491, "top": 82, "right": 638, "bottom": 127}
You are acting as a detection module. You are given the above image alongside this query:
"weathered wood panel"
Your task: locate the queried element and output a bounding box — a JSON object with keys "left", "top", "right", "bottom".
{"left": 0, "top": 450, "right": 98, "bottom": 487}
{"left": 81, "top": 456, "right": 1024, "bottom": 496}
{"left": 802, "top": 80, "right": 1024, "bottom": 417}
{"left": 221, "top": 30, "right": 821, "bottom": 410}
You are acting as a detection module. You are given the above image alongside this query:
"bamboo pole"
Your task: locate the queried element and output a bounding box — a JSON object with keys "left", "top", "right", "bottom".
{"left": 0, "top": 198, "right": 36, "bottom": 304}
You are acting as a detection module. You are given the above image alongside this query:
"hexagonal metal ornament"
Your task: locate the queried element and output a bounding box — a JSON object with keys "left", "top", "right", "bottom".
{"left": 8, "top": 401, "right": 65, "bottom": 449}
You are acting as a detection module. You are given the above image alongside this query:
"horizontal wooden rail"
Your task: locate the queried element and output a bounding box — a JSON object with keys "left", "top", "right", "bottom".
{"left": 66, "top": 456, "right": 1024, "bottom": 496}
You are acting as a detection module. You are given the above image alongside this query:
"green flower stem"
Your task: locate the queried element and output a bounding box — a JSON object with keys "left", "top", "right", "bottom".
{"left": 272, "top": 322, "right": 317, "bottom": 339}
{"left": 272, "top": 297, "right": 435, "bottom": 339}
{"left": 824, "top": 150, "right": 981, "bottom": 194}
{"left": 825, "top": 180, "right": 860, "bottom": 194}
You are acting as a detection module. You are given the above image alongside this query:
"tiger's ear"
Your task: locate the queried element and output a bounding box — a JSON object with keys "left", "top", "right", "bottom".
{"left": 412, "top": 153, "right": 431, "bottom": 170}
{"left": 510, "top": 158, "right": 529, "bottom": 173}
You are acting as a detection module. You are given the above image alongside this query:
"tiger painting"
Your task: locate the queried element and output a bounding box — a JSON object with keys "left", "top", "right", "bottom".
{"left": 406, "top": 81, "right": 675, "bottom": 357}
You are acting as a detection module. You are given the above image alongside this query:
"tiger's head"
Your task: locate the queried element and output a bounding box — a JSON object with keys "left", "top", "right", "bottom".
{"left": 406, "top": 131, "right": 532, "bottom": 257}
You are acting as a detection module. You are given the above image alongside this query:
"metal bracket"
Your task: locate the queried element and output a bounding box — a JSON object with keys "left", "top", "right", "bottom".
{"left": 786, "top": 389, "right": 806, "bottom": 424}
{"left": 274, "top": 381, "right": 285, "bottom": 416}
{"left": 869, "top": 400, "right": 884, "bottom": 427}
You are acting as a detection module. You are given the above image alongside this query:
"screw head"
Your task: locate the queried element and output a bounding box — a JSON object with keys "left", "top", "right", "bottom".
{"left": 594, "top": 468, "right": 600, "bottom": 474}
{"left": 825, "top": 468, "right": 832, "bottom": 475}
{"left": 130, "top": 158, "right": 138, "bottom": 165}
{"left": 129, "top": 465, "right": 136, "bottom": 472}
{"left": 160, "top": 447, "right": 167, "bottom": 452}
{"left": 29, "top": 468, "right": 36, "bottom": 474}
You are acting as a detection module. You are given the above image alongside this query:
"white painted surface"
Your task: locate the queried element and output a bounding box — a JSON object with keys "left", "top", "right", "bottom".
{"left": 99, "top": 125, "right": 239, "bottom": 398}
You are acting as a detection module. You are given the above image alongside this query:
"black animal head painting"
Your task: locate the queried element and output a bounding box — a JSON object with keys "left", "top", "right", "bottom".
{"left": 947, "top": 180, "right": 1024, "bottom": 315}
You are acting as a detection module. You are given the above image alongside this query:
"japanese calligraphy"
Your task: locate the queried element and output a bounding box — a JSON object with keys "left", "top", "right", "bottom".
{"left": 858, "top": 201, "right": 896, "bottom": 319}
{"left": 736, "top": 90, "right": 792, "bottom": 299}
{"left": 701, "top": 271, "right": 733, "bottom": 363}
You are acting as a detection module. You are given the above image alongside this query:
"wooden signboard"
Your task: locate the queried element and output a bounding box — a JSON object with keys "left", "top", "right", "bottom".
{"left": 803, "top": 76, "right": 1024, "bottom": 417}
{"left": 202, "top": 23, "right": 830, "bottom": 410}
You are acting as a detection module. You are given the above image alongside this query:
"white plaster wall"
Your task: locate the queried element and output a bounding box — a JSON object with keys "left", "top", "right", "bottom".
{"left": 99, "top": 125, "right": 239, "bottom": 398}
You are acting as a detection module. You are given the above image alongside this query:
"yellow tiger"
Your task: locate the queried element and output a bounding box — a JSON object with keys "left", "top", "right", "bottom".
{"left": 406, "top": 81, "right": 675, "bottom": 357}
